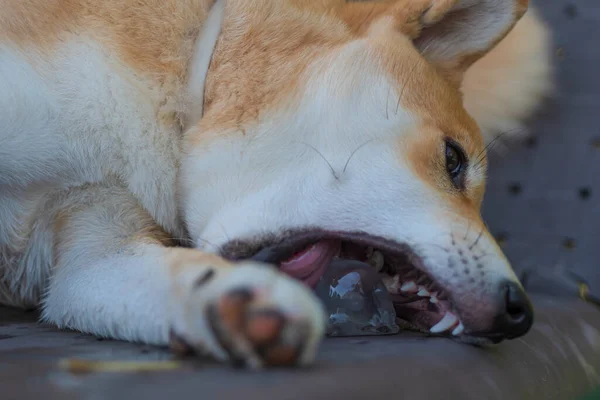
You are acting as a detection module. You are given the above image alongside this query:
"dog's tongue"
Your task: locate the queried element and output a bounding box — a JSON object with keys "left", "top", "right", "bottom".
{"left": 279, "top": 240, "right": 341, "bottom": 288}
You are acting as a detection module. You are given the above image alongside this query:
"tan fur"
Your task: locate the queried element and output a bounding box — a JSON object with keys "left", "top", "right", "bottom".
{"left": 49, "top": 184, "right": 174, "bottom": 270}
{"left": 167, "top": 248, "right": 232, "bottom": 277}
{"left": 328, "top": 0, "right": 456, "bottom": 36}
{"left": 196, "top": 1, "right": 351, "bottom": 138}
{"left": 197, "top": 0, "right": 471, "bottom": 136}
{"left": 1, "top": 0, "right": 214, "bottom": 87}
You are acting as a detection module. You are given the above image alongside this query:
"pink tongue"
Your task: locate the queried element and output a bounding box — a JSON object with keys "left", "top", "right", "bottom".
{"left": 279, "top": 240, "right": 341, "bottom": 289}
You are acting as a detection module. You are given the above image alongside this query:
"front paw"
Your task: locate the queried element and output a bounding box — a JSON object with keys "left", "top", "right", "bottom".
{"left": 169, "top": 261, "right": 326, "bottom": 369}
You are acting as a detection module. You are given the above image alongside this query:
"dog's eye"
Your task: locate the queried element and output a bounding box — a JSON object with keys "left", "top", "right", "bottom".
{"left": 445, "top": 141, "right": 467, "bottom": 188}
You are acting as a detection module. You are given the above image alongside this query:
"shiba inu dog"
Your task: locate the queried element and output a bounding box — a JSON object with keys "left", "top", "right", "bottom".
{"left": 0, "top": 0, "right": 552, "bottom": 368}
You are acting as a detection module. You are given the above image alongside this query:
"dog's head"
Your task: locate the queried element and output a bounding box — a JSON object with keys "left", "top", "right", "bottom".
{"left": 180, "top": 0, "right": 533, "bottom": 343}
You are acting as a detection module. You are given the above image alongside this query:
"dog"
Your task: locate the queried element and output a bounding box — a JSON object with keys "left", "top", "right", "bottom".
{"left": 0, "top": 0, "right": 552, "bottom": 368}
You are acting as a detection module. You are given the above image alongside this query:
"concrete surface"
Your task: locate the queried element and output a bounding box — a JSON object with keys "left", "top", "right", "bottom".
{"left": 2, "top": 296, "right": 600, "bottom": 400}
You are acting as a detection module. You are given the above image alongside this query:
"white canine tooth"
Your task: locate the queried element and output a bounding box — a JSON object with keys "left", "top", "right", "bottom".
{"left": 429, "top": 295, "right": 439, "bottom": 304}
{"left": 366, "top": 246, "right": 374, "bottom": 258}
{"left": 400, "top": 281, "right": 417, "bottom": 293}
{"left": 452, "top": 322, "right": 465, "bottom": 336}
{"left": 417, "top": 286, "right": 430, "bottom": 297}
{"left": 372, "top": 250, "right": 384, "bottom": 272}
{"left": 430, "top": 311, "right": 458, "bottom": 333}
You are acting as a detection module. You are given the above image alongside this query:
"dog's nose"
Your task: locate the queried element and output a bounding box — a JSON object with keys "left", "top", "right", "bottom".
{"left": 489, "top": 281, "right": 534, "bottom": 340}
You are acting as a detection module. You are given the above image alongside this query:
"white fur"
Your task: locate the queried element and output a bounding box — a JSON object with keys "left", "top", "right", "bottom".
{"left": 45, "top": 242, "right": 173, "bottom": 344}
{"left": 0, "top": 39, "right": 183, "bottom": 305}
{"left": 0, "top": 40, "right": 182, "bottom": 233}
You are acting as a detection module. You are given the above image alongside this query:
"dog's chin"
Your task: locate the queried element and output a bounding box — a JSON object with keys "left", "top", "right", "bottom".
{"left": 218, "top": 228, "right": 505, "bottom": 344}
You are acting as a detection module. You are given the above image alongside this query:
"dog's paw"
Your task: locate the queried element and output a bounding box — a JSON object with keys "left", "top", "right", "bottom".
{"left": 169, "top": 260, "right": 326, "bottom": 368}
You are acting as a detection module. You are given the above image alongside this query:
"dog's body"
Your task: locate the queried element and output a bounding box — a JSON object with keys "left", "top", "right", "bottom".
{"left": 0, "top": 0, "right": 552, "bottom": 367}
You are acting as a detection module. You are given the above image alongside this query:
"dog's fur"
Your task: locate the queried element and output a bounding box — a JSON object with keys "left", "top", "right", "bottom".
{"left": 0, "top": 0, "right": 552, "bottom": 368}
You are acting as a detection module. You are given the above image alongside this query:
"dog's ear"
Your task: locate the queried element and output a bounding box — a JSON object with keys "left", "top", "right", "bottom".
{"left": 413, "top": 0, "right": 529, "bottom": 83}
{"left": 339, "top": 0, "right": 529, "bottom": 84}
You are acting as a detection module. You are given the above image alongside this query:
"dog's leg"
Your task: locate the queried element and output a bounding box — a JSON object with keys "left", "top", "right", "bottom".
{"left": 41, "top": 184, "right": 326, "bottom": 368}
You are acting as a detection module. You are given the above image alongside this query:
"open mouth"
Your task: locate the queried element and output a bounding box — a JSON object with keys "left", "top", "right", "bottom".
{"left": 220, "top": 230, "right": 466, "bottom": 338}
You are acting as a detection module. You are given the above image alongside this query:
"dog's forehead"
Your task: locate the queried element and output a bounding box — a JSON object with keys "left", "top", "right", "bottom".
{"left": 367, "top": 31, "right": 484, "bottom": 152}
{"left": 298, "top": 35, "right": 488, "bottom": 211}
{"left": 302, "top": 33, "right": 484, "bottom": 152}
{"left": 197, "top": 11, "right": 486, "bottom": 197}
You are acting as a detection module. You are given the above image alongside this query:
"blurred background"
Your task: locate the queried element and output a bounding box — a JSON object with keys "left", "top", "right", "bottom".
{"left": 483, "top": 0, "right": 600, "bottom": 306}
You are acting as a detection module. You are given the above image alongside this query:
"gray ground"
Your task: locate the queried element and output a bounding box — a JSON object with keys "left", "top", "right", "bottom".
{"left": 2, "top": 1, "right": 600, "bottom": 399}
{"left": 483, "top": 0, "right": 600, "bottom": 305}
{"left": 1, "top": 296, "right": 600, "bottom": 400}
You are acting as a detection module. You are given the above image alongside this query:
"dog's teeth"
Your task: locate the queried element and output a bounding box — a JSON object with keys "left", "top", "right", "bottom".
{"left": 417, "top": 286, "right": 430, "bottom": 297}
{"left": 430, "top": 311, "right": 458, "bottom": 333}
{"left": 371, "top": 250, "right": 384, "bottom": 272}
{"left": 429, "top": 295, "right": 439, "bottom": 304}
{"left": 452, "top": 322, "right": 464, "bottom": 336}
{"left": 366, "top": 246, "right": 374, "bottom": 258}
{"left": 400, "top": 281, "right": 417, "bottom": 293}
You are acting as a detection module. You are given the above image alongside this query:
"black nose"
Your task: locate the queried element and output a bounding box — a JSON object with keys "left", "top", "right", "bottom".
{"left": 490, "top": 281, "right": 534, "bottom": 340}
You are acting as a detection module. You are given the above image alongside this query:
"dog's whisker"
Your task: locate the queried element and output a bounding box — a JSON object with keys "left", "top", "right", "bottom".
{"left": 396, "top": 58, "right": 421, "bottom": 115}
{"left": 469, "top": 228, "right": 485, "bottom": 251}
{"left": 195, "top": 237, "right": 221, "bottom": 250}
{"left": 212, "top": 223, "right": 232, "bottom": 251}
{"left": 463, "top": 222, "right": 472, "bottom": 241}
{"left": 295, "top": 141, "right": 339, "bottom": 180}
{"left": 343, "top": 138, "right": 378, "bottom": 174}
{"left": 169, "top": 237, "right": 195, "bottom": 244}
{"left": 471, "top": 128, "right": 526, "bottom": 171}
{"left": 385, "top": 85, "right": 391, "bottom": 120}
{"left": 395, "top": 42, "right": 432, "bottom": 115}
{"left": 475, "top": 251, "right": 492, "bottom": 261}
{"left": 420, "top": 242, "right": 452, "bottom": 253}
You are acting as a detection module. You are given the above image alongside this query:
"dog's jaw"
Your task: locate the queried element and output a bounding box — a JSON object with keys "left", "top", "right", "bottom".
{"left": 213, "top": 227, "right": 525, "bottom": 341}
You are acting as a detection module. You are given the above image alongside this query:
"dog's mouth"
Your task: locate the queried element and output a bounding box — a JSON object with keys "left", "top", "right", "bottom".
{"left": 220, "top": 230, "right": 468, "bottom": 339}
